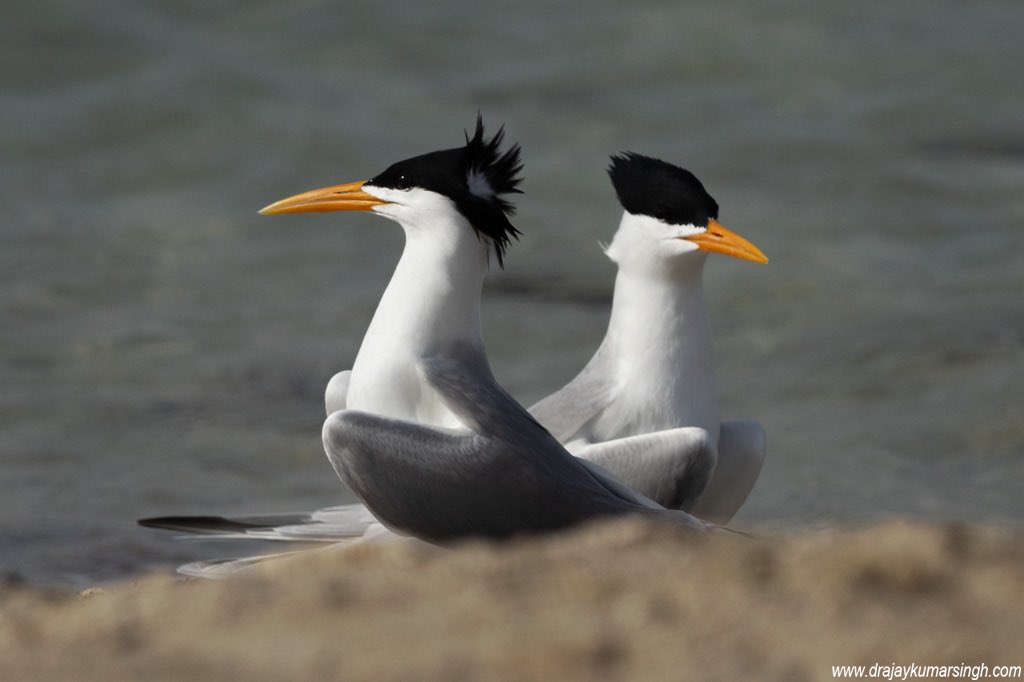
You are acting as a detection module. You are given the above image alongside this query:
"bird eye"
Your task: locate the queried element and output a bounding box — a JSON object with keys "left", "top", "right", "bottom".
{"left": 397, "top": 175, "right": 409, "bottom": 189}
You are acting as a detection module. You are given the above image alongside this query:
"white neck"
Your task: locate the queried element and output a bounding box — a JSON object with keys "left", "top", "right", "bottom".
{"left": 593, "top": 232, "right": 720, "bottom": 441}
{"left": 347, "top": 211, "right": 488, "bottom": 427}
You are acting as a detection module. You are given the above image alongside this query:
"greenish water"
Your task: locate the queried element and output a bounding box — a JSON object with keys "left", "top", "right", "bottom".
{"left": 2, "top": 0, "right": 1022, "bottom": 586}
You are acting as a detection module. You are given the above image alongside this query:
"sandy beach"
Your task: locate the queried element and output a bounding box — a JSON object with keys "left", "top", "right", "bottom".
{"left": 2, "top": 518, "right": 1021, "bottom": 681}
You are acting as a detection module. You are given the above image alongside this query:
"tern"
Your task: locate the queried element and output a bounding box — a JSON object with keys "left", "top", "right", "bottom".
{"left": 141, "top": 119, "right": 707, "bottom": 564}
{"left": 531, "top": 153, "right": 768, "bottom": 523}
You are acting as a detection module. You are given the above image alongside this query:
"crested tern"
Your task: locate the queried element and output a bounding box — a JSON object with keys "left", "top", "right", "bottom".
{"left": 532, "top": 153, "right": 768, "bottom": 523}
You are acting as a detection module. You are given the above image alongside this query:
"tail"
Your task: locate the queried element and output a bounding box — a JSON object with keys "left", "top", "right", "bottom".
{"left": 140, "top": 503, "right": 391, "bottom": 579}
{"left": 138, "top": 503, "right": 379, "bottom": 542}
{"left": 177, "top": 550, "right": 308, "bottom": 579}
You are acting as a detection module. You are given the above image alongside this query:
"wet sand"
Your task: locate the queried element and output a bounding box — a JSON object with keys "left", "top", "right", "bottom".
{"left": 2, "top": 519, "right": 1021, "bottom": 681}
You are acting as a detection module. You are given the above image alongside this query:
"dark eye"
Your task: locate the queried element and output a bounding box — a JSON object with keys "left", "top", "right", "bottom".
{"left": 396, "top": 175, "right": 410, "bottom": 189}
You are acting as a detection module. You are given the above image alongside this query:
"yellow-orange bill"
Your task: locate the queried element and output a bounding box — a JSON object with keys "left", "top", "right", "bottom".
{"left": 684, "top": 219, "right": 768, "bottom": 264}
{"left": 258, "top": 180, "right": 388, "bottom": 215}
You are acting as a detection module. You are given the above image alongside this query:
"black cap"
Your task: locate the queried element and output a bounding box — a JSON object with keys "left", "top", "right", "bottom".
{"left": 608, "top": 153, "right": 718, "bottom": 228}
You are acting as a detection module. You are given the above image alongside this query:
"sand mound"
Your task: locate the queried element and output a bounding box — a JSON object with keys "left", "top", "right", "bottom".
{"left": 2, "top": 519, "right": 1021, "bottom": 681}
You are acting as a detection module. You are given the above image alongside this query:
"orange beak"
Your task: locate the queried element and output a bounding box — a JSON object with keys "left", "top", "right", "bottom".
{"left": 684, "top": 219, "right": 768, "bottom": 264}
{"left": 258, "top": 180, "right": 389, "bottom": 215}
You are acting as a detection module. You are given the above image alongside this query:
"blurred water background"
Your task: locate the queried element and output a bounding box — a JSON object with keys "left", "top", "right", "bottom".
{"left": 2, "top": 0, "right": 1022, "bottom": 586}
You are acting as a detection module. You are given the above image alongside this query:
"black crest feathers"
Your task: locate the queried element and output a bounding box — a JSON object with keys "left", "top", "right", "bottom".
{"left": 607, "top": 153, "right": 718, "bottom": 228}
{"left": 460, "top": 115, "right": 524, "bottom": 266}
{"left": 365, "top": 115, "right": 523, "bottom": 267}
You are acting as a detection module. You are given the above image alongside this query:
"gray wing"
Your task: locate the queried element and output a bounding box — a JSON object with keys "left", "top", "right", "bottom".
{"left": 690, "top": 420, "right": 766, "bottom": 524}
{"left": 325, "top": 370, "right": 351, "bottom": 415}
{"left": 528, "top": 344, "right": 614, "bottom": 443}
{"left": 323, "top": 410, "right": 644, "bottom": 541}
{"left": 575, "top": 459, "right": 663, "bottom": 511}
{"left": 570, "top": 428, "right": 717, "bottom": 512}
{"left": 323, "top": 342, "right": 706, "bottom": 542}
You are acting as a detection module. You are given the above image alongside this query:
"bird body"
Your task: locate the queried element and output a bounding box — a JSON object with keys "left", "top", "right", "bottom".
{"left": 344, "top": 196, "right": 488, "bottom": 429}
{"left": 562, "top": 237, "right": 719, "bottom": 449}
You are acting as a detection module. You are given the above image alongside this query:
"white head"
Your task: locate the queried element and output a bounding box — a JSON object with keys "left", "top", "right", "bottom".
{"left": 258, "top": 116, "right": 524, "bottom": 268}
{"left": 605, "top": 211, "right": 712, "bottom": 277}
